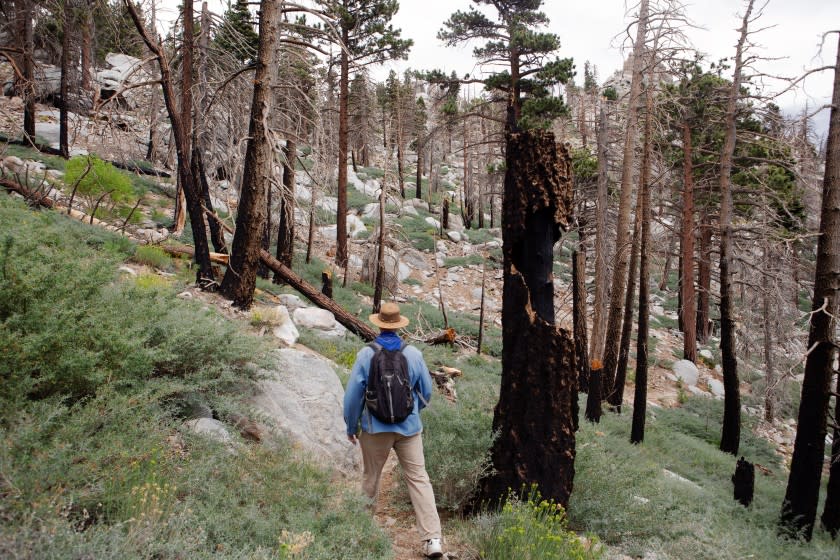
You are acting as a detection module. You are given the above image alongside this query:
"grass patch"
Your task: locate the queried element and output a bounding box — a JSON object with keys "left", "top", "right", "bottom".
{"left": 132, "top": 245, "right": 173, "bottom": 270}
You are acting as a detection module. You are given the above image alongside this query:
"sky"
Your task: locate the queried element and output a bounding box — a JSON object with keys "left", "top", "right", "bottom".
{"left": 157, "top": 0, "right": 839, "bottom": 139}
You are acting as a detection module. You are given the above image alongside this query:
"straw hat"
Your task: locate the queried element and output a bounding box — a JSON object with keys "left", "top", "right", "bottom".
{"left": 369, "top": 302, "right": 410, "bottom": 330}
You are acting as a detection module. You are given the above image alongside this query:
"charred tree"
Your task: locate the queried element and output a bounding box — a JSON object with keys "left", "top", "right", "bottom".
{"left": 718, "top": 0, "right": 754, "bottom": 456}
{"left": 219, "top": 0, "right": 280, "bottom": 308}
{"left": 471, "top": 130, "right": 576, "bottom": 510}
{"left": 591, "top": 102, "right": 610, "bottom": 363}
{"left": 17, "top": 0, "right": 35, "bottom": 144}
{"left": 822, "top": 369, "right": 840, "bottom": 538}
{"left": 609, "top": 206, "right": 641, "bottom": 411}
{"left": 572, "top": 249, "right": 589, "bottom": 430}
{"left": 781, "top": 30, "right": 840, "bottom": 541}
{"left": 123, "top": 0, "right": 215, "bottom": 286}
{"left": 59, "top": 0, "right": 73, "bottom": 158}
{"left": 733, "top": 457, "right": 755, "bottom": 507}
{"left": 696, "top": 212, "right": 713, "bottom": 342}
{"left": 275, "top": 139, "right": 297, "bottom": 280}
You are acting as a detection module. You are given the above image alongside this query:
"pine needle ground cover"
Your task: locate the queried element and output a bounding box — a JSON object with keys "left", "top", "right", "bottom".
{"left": 0, "top": 196, "right": 389, "bottom": 559}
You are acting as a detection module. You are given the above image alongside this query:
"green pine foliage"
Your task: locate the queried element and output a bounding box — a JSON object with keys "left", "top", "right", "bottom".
{"left": 214, "top": 0, "right": 259, "bottom": 63}
{"left": 438, "top": 0, "right": 574, "bottom": 129}
{"left": 64, "top": 155, "right": 135, "bottom": 217}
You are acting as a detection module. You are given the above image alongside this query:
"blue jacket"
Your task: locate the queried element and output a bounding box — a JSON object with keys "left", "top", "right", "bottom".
{"left": 343, "top": 334, "right": 433, "bottom": 437}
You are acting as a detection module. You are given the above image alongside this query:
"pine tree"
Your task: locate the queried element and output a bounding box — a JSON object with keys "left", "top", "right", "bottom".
{"left": 438, "top": 0, "right": 573, "bottom": 130}
{"left": 214, "top": 0, "right": 258, "bottom": 63}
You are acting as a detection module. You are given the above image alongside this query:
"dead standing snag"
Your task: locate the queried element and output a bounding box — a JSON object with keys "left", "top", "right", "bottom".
{"left": 470, "top": 130, "right": 577, "bottom": 511}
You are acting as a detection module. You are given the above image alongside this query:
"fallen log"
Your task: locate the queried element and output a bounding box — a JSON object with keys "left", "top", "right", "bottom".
{"left": 425, "top": 327, "right": 457, "bottom": 346}
{"left": 161, "top": 243, "right": 229, "bottom": 265}
{"left": 259, "top": 249, "right": 376, "bottom": 342}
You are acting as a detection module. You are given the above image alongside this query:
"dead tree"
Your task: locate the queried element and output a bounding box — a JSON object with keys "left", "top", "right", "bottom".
{"left": 590, "top": 101, "right": 611, "bottom": 363}
{"left": 680, "top": 118, "right": 697, "bottom": 362}
{"left": 470, "top": 130, "right": 576, "bottom": 510}
{"left": 219, "top": 0, "right": 281, "bottom": 308}
{"left": 718, "top": 0, "right": 755, "bottom": 456}
{"left": 602, "top": 0, "right": 649, "bottom": 396}
{"left": 781, "top": 29, "right": 840, "bottom": 542}
{"left": 274, "top": 139, "right": 297, "bottom": 277}
{"left": 123, "top": 0, "right": 215, "bottom": 286}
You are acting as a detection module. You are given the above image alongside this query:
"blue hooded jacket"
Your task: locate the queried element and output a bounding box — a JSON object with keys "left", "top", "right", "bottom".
{"left": 343, "top": 332, "right": 434, "bottom": 437}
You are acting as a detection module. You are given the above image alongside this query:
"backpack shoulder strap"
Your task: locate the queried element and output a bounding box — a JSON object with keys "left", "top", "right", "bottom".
{"left": 399, "top": 340, "right": 407, "bottom": 351}
{"left": 367, "top": 341, "right": 382, "bottom": 353}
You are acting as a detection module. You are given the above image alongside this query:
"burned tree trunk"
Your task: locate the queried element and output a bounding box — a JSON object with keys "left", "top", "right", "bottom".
{"left": 572, "top": 249, "right": 588, "bottom": 431}
{"left": 274, "top": 139, "right": 297, "bottom": 281}
{"left": 471, "top": 130, "right": 576, "bottom": 510}
{"left": 733, "top": 457, "right": 755, "bottom": 507}
{"left": 416, "top": 150, "right": 423, "bottom": 199}
{"left": 781, "top": 30, "right": 840, "bottom": 541}
{"left": 696, "top": 212, "right": 713, "bottom": 342}
{"left": 609, "top": 207, "right": 641, "bottom": 411}
{"left": 59, "top": 0, "right": 73, "bottom": 159}
{"left": 590, "top": 102, "right": 610, "bottom": 363}
{"left": 219, "top": 0, "right": 280, "bottom": 308}
{"left": 822, "top": 368, "right": 840, "bottom": 538}
{"left": 680, "top": 120, "right": 697, "bottom": 362}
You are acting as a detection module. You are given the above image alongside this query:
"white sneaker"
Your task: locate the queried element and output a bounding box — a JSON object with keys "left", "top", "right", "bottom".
{"left": 423, "top": 538, "right": 443, "bottom": 558}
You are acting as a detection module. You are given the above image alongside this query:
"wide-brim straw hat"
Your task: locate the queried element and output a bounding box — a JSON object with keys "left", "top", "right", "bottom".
{"left": 369, "top": 302, "right": 410, "bottom": 330}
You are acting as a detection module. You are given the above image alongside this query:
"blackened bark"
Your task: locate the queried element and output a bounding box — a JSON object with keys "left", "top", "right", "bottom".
{"left": 585, "top": 368, "right": 602, "bottom": 423}
{"left": 20, "top": 0, "right": 35, "bottom": 144}
{"left": 219, "top": 0, "right": 280, "bottom": 308}
{"left": 822, "top": 368, "right": 840, "bottom": 538}
{"left": 274, "top": 139, "right": 296, "bottom": 282}
{"left": 781, "top": 31, "right": 840, "bottom": 541}
{"left": 471, "top": 130, "right": 576, "bottom": 511}
{"left": 591, "top": 102, "right": 610, "bottom": 363}
{"left": 442, "top": 196, "right": 449, "bottom": 230}
{"left": 415, "top": 151, "right": 423, "bottom": 199}
{"left": 696, "top": 212, "right": 713, "bottom": 342}
{"left": 321, "top": 270, "right": 333, "bottom": 299}
{"left": 397, "top": 144, "right": 405, "bottom": 198}
{"left": 609, "top": 208, "right": 641, "bottom": 411}
{"left": 194, "top": 147, "right": 227, "bottom": 254}
{"left": 733, "top": 457, "right": 755, "bottom": 507}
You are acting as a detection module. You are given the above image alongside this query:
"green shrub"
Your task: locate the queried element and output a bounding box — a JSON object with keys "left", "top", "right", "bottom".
{"left": 133, "top": 245, "right": 173, "bottom": 269}
{"left": 471, "top": 487, "right": 602, "bottom": 560}
{"left": 64, "top": 155, "right": 135, "bottom": 216}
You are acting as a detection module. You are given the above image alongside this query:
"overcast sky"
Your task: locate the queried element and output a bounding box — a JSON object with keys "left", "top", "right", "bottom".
{"left": 158, "top": 0, "right": 839, "bottom": 138}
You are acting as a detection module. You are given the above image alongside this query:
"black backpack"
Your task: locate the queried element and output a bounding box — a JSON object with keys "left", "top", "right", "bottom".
{"left": 365, "top": 341, "right": 413, "bottom": 423}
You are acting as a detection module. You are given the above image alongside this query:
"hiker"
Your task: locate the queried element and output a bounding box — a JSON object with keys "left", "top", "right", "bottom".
{"left": 343, "top": 302, "right": 444, "bottom": 559}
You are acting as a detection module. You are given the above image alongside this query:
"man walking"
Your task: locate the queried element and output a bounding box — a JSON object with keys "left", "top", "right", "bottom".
{"left": 344, "top": 302, "right": 444, "bottom": 558}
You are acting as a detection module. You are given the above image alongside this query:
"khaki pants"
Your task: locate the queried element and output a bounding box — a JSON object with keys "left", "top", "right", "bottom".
{"left": 359, "top": 431, "right": 442, "bottom": 541}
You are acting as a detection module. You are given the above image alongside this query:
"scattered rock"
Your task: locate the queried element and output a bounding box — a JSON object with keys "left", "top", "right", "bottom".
{"left": 185, "top": 418, "right": 234, "bottom": 445}
{"left": 270, "top": 306, "right": 299, "bottom": 346}
{"left": 278, "top": 293, "right": 306, "bottom": 311}
{"left": 2, "top": 155, "right": 24, "bottom": 173}
{"left": 251, "top": 348, "right": 360, "bottom": 475}
{"left": 662, "top": 468, "right": 701, "bottom": 490}
{"left": 293, "top": 307, "right": 338, "bottom": 331}
{"left": 699, "top": 348, "right": 714, "bottom": 361}
{"left": 117, "top": 265, "right": 137, "bottom": 276}
{"left": 436, "top": 240, "right": 448, "bottom": 254}
{"left": 672, "top": 359, "right": 699, "bottom": 387}
{"left": 446, "top": 231, "right": 462, "bottom": 242}
{"left": 708, "top": 378, "right": 725, "bottom": 398}
{"left": 425, "top": 216, "right": 441, "bottom": 229}
{"left": 177, "top": 291, "right": 193, "bottom": 299}
{"left": 401, "top": 205, "right": 419, "bottom": 216}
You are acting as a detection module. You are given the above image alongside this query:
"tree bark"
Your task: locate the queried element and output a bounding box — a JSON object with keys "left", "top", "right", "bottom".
{"left": 80, "top": 9, "right": 91, "bottom": 93}
{"left": 335, "top": 25, "right": 350, "bottom": 269}
{"left": 681, "top": 120, "right": 697, "bottom": 362}
{"left": 471, "top": 130, "right": 576, "bottom": 511}
{"left": 631, "top": 89, "right": 653, "bottom": 442}
{"left": 763, "top": 244, "right": 775, "bottom": 423}
{"left": 219, "top": 0, "right": 281, "bottom": 308}
{"left": 822, "top": 369, "right": 840, "bottom": 538}
{"left": 415, "top": 150, "right": 423, "bottom": 199}
{"left": 123, "top": 0, "right": 214, "bottom": 286}
{"left": 59, "top": 0, "right": 72, "bottom": 159}
{"left": 591, "top": 101, "right": 610, "bottom": 363}
{"left": 275, "top": 139, "right": 296, "bottom": 279}
{"left": 18, "top": 0, "right": 35, "bottom": 144}
{"left": 609, "top": 186, "right": 641, "bottom": 411}
{"left": 602, "top": 0, "right": 649, "bottom": 396}
{"left": 718, "top": 0, "right": 754, "bottom": 456}
{"left": 573, "top": 249, "right": 591, "bottom": 411}
{"left": 696, "top": 211, "right": 713, "bottom": 342}
{"left": 781, "top": 30, "right": 840, "bottom": 541}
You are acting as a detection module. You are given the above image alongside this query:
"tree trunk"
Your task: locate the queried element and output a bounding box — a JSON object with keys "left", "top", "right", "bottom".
{"left": 80, "top": 9, "right": 91, "bottom": 93}
{"left": 19, "top": 0, "right": 36, "bottom": 144}
{"left": 59, "top": 0, "right": 72, "bottom": 159}
{"left": 573, "top": 249, "right": 591, "bottom": 411}
{"left": 763, "top": 244, "right": 775, "bottom": 423}
{"left": 601, "top": 0, "right": 649, "bottom": 396}
{"left": 822, "top": 369, "right": 840, "bottom": 538}
{"left": 585, "top": 367, "right": 602, "bottom": 423}
{"left": 681, "top": 120, "right": 697, "bottom": 362}
{"left": 631, "top": 89, "right": 653, "bottom": 442}
{"left": 397, "top": 144, "right": 405, "bottom": 198}
{"left": 609, "top": 188, "right": 641, "bottom": 411}
{"left": 781, "top": 30, "right": 840, "bottom": 541}
{"left": 415, "top": 150, "right": 423, "bottom": 199}
{"left": 697, "top": 211, "right": 713, "bottom": 342}
{"left": 591, "top": 101, "right": 610, "bottom": 363}
{"left": 718, "top": 0, "right": 754, "bottom": 457}
{"left": 470, "top": 130, "right": 576, "bottom": 511}
{"left": 658, "top": 232, "right": 675, "bottom": 291}
{"left": 123, "top": 0, "right": 214, "bottom": 286}
{"left": 174, "top": 0, "right": 196, "bottom": 236}
{"left": 733, "top": 457, "right": 755, "bottom": 507}
{"left": 335, "top": 26, "right": 350, "bottom": 269}
{"left": 194, "top": 147, "right": 227, "bottom": 254}
{"left": 219, "top": 0, "right": 280, "bottom": 308}
{"left": 372, "top": 167, "right": 387, "bottom": 312}
{"left": 275, "top": 139, "right": 296, "bottom": 279}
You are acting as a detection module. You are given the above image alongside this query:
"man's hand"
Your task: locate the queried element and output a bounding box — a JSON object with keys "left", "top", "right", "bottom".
{"left": 347, "top": 434, "right": 358, "bottom": 445}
